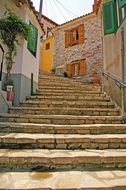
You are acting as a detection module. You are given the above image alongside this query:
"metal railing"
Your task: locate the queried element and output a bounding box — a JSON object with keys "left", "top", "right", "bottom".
{"left": 102, "top": 71, "right": 126, "bottom": 117}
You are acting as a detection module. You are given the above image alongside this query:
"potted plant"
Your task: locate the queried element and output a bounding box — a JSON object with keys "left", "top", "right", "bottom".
{"left": 0, "top": 9, "right": 29, "bottom": 101}
{"left": 92, "top": 71, "right": 101, "bottom": 84}
{"left": 51, "top": 65, "right": 56, "bottom": 74}
{"left": 6, "top": 77, "right": 15, "bottom": 102}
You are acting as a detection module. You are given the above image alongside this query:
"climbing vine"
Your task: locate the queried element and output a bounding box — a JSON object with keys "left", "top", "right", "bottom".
{"left": 0, "top": 9, "right": 29, "bottom": 77}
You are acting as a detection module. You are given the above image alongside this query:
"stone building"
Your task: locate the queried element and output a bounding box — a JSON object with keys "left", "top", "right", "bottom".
{"left": 53, "top": 4, "right": 102, "bottom": 82}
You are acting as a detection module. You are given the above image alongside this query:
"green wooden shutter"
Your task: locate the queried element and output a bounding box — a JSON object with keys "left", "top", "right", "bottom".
{"left": 119, "top": 0, "right": 126, "bottom": 8}
{"left": 28, "top": 22, "right": 38, "bottom": 56}
{"left": 103, "top": 0, "right": 118, "bottom": 35}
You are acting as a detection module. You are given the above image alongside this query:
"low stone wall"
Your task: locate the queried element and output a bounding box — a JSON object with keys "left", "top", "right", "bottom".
{"left": 0, "top": 90, "right": 9, "bottom": 113}
{"left": 103, "top": 77, "right": 126, "bottom": 112}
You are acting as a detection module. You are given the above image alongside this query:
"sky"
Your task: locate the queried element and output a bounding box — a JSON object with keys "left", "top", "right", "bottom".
{"left": 32, "top": 0, "right": 94, "bottom": 24}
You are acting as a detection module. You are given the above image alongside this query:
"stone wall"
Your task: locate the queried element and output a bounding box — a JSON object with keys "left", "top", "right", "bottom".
{"left": 53, "top": 13, "right": 102, "bottom": 82}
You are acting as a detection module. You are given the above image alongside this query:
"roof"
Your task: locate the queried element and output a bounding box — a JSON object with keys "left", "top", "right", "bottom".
{"left": 15, "top": 0, "right": 44, "bottom": 30}
{"left": 36, "top": 12, "right": 59, "bottom": 27}
{"left": 53, "top": 12, "right": 95, "bottom": 29}
{"left": 53, "top": 0, "right": 102, "bottom": 30}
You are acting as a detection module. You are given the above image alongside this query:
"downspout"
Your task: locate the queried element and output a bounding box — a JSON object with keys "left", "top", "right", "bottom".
{"left": 38, "top": 0, "right": 43, "bottom": 20}
{"left": 0, "top": 44, "right": 4, "bottom": 89}
{"left": 120, "top": 27, "right": 125, "bottom": 117}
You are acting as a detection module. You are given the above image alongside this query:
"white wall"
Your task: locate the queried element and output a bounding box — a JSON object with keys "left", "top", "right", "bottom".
{"left": 0, "top": 0, "right": 44, "bottom": 83}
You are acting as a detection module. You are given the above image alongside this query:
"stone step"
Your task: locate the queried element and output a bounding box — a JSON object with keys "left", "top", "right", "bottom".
{"left": 37, "top": 89, "right": 101, "bottom": 94}
{"left": 0, "top": 133, "right": 126, "bottom": 149}
{"left": 28, "top": 95, "right": 110, "bottom": 102}
{"left": 27, "top": 94, "right": 110, "bottom": 101}
{"left": 0, "top": 149, "right": 126, "bottom": 170}
{"left": 0, "top": 170, "right": 126, "bottom": 189}
{"left": 0, "top": 114, "right": 122, "bottom": 124}
{"left": 38, "top": 74, "right": 94, "bottom": 85}
{"left": 38, "top": 82, "right": 99, "bottom": 88}
{"left": 10, "top": 107, "right": 119, "bottom": 116}
{"left": 38, "top": 85, "right": 100, "bottom": 91}
{"left": 36, "top": 90, "right": 102, "bottom": 96}
{"left": 38, "top": 75, "right": 84, "bottom": 82}
{"left": 21, "top": 101, "right": 114, "bottom": 108}
{"left": 0, "top": 123, "right": 126, "bottom": 134}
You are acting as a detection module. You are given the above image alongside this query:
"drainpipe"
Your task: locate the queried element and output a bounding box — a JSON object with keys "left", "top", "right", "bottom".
{"left": 0, "top": 44, "right": 4, "bottom": 90}
{"left": 121, "top": 27, "right": 125, "bottom": 117}
{"left": 38, "top": 0, "right": 43, "bottom": 20}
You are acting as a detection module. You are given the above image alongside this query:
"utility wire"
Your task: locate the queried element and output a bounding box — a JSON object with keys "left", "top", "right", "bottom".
{"left": 54, "top": 0, "right": 74, "bottom": 20}
{"left": 49, "top": 0, "right": 59, "bottom": 22}
{"left": 56, "top": 0, "right": 78, "bottom": 18}
{"left": 52, "top": 0, "right": 68, "bottom": 22}
{"left": 45, "top": 0, "right": 48, "bottom": 17}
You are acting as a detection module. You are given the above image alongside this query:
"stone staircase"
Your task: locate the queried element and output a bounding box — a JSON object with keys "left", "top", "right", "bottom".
{"left": 0, "top": 73, "right": 126, "bottom": 189}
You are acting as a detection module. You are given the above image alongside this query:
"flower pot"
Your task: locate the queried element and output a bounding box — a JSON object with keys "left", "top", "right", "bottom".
{"left": 7, "top": 91, "right": 15, "bottom": 102}
{"left": 92, "top": 74, "right": 101, "bottom": 84}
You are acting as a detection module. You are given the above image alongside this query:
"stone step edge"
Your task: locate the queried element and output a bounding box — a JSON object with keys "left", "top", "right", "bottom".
{"left": 0, "top": 114, "right": 122, "bottom": 120}
{"left": 0, "top": 170, "right": 126, "bottom": 190}
{"left": 22, "top": 101, "right": 114, "bottom": 105}
{"left": 1, "top": 133, "right": 126, "bottom": 146}
{"left": 36, "top": 90, "right": 101, "bottom": 94}
{"left": 10, "top": 107, "right": 119, "bottom": 112}
{"left": 0, "top": 123, "right": 126, "bottom": 134}
{"left": 0, "top": 149, "right": 126, "bottom": 170}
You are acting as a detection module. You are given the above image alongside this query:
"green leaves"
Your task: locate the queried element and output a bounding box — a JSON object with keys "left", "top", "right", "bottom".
{"left": 0, "top": 9, "right": 29, "bottom": 74}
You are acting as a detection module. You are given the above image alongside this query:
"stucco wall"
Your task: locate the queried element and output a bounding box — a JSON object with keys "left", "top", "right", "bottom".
{"left": 53, "top": 13, "right": 102, "bottom": 80}
{"left": 40, "top": 36, "right": 54, "bottom": 73}
{"left": 103, "top": 19, "right": 126, "bottom": 111}
{"left": 103, "top": 19, "right": 126, "bottom": 81}
{"left": 0, "top": 0, "right": 44, "bottom": 105}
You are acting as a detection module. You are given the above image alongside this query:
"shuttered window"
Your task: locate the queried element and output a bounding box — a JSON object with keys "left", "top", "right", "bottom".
{"left": 119, "top": 0, "right": 126, "bottom": 8}
{"left": 66, "top": 59, "right": 86, "bottom": 77}
{"left": 27, "top": 22, "right": 38, "bottom": 56}
{"left": 80, "top": 60, "right": 87, "bottom": 76}
{"left": 103, "top": 0, "right": 118, "bottom": 34}
{"left": 66, "top": 64, "right": 71, "bottom": 77}
{"left": 65, "top": 24, "right": 84, "bottom": 48}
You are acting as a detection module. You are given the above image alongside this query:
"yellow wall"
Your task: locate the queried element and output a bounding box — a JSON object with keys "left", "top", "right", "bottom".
{"left": 40, "top": 36, "right": 54, "bottom": 73}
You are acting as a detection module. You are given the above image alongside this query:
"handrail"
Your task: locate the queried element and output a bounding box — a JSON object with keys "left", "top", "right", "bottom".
{"left": 102, "top": 71, "right": 126, "bottom": 88}
{"left": 102, "top": 71, "right": 126, "bottom": 117}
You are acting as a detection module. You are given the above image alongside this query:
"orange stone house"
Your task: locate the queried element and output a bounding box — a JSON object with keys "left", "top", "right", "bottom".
{"left": 52, "top": 1, "right": 102, "bottom": 83}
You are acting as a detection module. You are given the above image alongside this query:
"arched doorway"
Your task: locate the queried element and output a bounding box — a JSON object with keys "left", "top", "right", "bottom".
{"left": 0, "top": 44, "right": 4, "bottom": 82}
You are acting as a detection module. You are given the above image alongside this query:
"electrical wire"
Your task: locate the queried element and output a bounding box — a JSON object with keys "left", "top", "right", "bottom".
{"left": 52, "top": 0, "right": 68, "bottom": 22}
{"left": 56, "top": 0, "right": 78, "bottom": 18}
{"left": 49, "top": 0, "right": 59, "bottom": 22}
{"left": 45, "top": 0, "right": 48, "bottom": 17}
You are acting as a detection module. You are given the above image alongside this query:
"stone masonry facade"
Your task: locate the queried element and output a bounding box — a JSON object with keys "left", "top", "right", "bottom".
{"left": 53, "top": 12, "right": 102, "bottom": 82}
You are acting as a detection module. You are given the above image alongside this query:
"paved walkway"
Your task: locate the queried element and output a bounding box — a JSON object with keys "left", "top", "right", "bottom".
{"left": 0, "top": 170, "right": 126, "bottom": 189}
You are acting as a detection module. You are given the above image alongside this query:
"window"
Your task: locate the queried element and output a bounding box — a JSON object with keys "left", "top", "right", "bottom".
{"left": 46, "top": 43, "right": 50, "bottom": 50}
{"left": 66, "top": 59, "right": 86, "bottom": 77}
{"left": 103, "top": 0, "right": 118, "bottom": 34}
{"left": 103, "top": 0, "right": 126, "bottom": 35}
{"left": 65, "top": 24, "right": 84, "bottom": 48}
{"left": 27, "top": 22, "right": 38, "bottom": 56}
{"left": 118, "top": 4, "right": 126, "bottom": 24}
{"left": 119, "top": 0, "right": 126, "bottom": 8}
{"left": 47, "top": 27, "right": 51, "bottom": 37}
